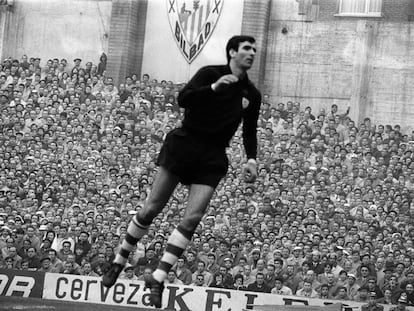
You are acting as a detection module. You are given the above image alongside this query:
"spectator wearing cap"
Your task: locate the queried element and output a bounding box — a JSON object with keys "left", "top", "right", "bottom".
{"left": 120, "top": 265, "right": 139, "bottom": 281}
{"left": 361, "top": 291, "right": 384, "bottom": 311}
{"left": 175, "top": 256, "right": 192, "bottom": 285}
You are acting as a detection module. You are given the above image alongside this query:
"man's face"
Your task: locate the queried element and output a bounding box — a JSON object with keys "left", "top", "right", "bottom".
{"left": 231, "top": 41, "right": 256, "bottom": 70}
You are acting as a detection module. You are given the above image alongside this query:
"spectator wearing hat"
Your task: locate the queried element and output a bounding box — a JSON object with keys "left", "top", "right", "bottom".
{"left": 38, "top": 256, "right": 53, "bottom": 272}
{"left": 379, "top": 267, "right": 394, "bottom": 290}
{"left": 356, "top": 286, "right": 371, "bottom": 303}
{"left": 390, "top": 293, "right": 409, "bottom": 311}
{"left": 361, "top": 292, "right": 384, "bottom": 311}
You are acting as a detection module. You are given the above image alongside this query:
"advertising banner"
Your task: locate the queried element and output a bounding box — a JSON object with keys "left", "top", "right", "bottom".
{"left": 0, "top": 268, "right": 44, "bottom": 298}
{"left": 43, "top": 273, "right": 367, "bottom": 311}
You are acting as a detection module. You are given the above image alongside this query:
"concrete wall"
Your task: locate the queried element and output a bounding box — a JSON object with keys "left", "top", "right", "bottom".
{"left": 106, "top": 0, "right": 147, "bottom": 85}
{"left": 1, "top": 0, "right": 112, "bottom": 65}
{"left": 264, "top": 0, "right": 414, "bottom": 132}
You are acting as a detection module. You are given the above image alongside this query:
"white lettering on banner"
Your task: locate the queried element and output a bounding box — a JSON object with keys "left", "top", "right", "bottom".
{"left": 43, "top": 273, "right": 413, "bottom": 311}
{"left": 167, "top": 0, "right": 223, "bottom": 63}
{"left": 0, "top": 274, "right": 35, "bottom": 297}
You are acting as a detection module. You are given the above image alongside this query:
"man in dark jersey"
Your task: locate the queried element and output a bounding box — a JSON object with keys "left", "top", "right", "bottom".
{"left": 103, "top": 35, "right": 261, "bottom": 308}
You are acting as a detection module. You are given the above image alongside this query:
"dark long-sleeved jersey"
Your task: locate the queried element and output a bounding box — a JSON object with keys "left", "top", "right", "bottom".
{"left": 177, "top": 65, "right": 261, "bottom": 160}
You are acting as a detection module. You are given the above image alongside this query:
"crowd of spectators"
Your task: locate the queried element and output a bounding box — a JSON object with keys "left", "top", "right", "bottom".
{"left": 0, "top": 54, "right": 414, "bottom": 307}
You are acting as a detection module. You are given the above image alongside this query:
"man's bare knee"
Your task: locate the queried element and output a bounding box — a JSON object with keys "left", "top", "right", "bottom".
{"left": 181, "top": 212, "right": 204, "bottom": 231}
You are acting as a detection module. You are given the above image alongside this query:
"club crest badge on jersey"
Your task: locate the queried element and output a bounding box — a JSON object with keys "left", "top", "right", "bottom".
{"left": 167, "top": 0, "right": 224, "bottom": 63}
{"left": 242, "top": 97, "right": 250, "bottom": 109}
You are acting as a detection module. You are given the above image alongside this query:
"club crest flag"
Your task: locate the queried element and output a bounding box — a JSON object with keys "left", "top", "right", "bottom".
{"left": 167, "top": 0, "right": 224, "bottom": 63}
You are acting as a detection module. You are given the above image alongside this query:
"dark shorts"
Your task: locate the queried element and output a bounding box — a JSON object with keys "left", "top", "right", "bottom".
{"left": 156, "top": 128, "right": 228, "bottom": 187}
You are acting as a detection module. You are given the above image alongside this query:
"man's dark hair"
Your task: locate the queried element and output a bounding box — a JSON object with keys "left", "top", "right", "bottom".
{"left": 226, "top": 35, "right": 255, "bottom": 63}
